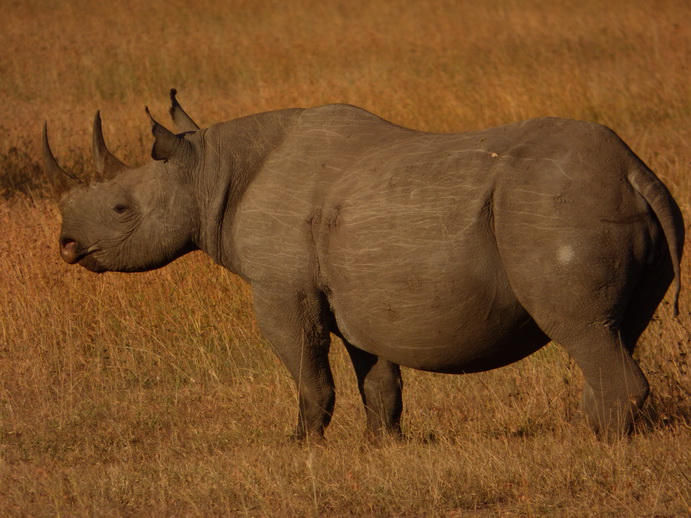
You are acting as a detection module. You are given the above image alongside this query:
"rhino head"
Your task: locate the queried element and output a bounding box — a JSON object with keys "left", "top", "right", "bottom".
{"left": 44, "top": 106, "right": 200, "bottom": 273}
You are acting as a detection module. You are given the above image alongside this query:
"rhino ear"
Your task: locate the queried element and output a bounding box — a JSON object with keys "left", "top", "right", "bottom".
{"left": 92, "top": 111, "right": 131, "bottom": 181}
{"left": 169, "top": 89, "right": 200, "bottom": 132}
{"left": 145, "top": 107, "right": 194, "bottom": 164}
{"left": 42, "top": 122, "right": 84, "bottom": 193}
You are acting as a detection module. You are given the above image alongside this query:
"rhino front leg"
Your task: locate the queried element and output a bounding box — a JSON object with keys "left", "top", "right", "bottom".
{"left": 252, "top": 286, "right": 335, "bottom": 441}
{"left": 344, "top": 342, "right": 403, "bottom": 441}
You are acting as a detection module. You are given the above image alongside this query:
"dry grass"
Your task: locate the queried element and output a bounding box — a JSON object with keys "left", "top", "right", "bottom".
{"left": 1, "top": 0, "right": 690, "bottom": 516}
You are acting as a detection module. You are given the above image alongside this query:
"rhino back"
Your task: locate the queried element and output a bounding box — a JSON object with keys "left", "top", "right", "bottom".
{"left": 230, "top": 104, "right": 501, "bottom": 286}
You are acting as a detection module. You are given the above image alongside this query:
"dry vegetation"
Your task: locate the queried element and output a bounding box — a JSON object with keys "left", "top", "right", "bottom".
{"left": 1, "top": 0, "right": 690, "bottom": 516}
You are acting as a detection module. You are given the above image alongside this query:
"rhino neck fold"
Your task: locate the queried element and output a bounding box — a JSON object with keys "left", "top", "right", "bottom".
{"left": 192, "top": 109, "right": 304, "bottom": 270}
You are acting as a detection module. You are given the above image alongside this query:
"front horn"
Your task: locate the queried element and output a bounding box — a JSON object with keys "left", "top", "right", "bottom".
{"left": 92, "top": 111, "right": 131, "bottom": 181}
{"left": 42, "top": 122, "right": 84, "bottom": 192}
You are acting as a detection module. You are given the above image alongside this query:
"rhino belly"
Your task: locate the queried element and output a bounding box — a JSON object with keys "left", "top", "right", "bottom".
{"left": 327, "top": 268, "right": 549, "bottom": 374}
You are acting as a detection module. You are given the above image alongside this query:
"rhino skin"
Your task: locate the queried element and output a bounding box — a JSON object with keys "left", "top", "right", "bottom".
{"left": 45, "top": 93, "right": 684, "bottom": 441}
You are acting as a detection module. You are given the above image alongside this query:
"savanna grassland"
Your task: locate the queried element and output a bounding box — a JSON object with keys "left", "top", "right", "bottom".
{"left": 1, "top": 0, "right": 690, "bottom": 516}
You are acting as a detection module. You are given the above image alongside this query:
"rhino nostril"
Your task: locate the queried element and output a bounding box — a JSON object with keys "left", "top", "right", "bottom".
{"left": 61, "top": 237, "right": 76, "bottom": 249}
{"left": 59, "top": 237, "right": 84, "bottom": 264}
{"left": 61, "top": 238, "right": 79, "bottom": 255}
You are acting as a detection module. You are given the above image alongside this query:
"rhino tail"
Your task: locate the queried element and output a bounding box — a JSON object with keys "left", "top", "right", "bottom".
{"left": 628, "top": 166, "right": 685, "bottom": 316}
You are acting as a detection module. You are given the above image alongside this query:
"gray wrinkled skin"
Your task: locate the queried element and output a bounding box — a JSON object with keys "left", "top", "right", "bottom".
{"left": 49, "top": 101, "right": 684, "bottom": 441}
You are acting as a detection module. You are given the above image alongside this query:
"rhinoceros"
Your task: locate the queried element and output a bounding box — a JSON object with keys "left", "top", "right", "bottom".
{"left": 43, "top": 90, "right": 684, "bottom": 441}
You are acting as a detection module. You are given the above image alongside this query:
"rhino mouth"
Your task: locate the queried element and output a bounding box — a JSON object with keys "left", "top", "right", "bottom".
{"left": 78, "top": 254, "right": 107, "bottom": 273}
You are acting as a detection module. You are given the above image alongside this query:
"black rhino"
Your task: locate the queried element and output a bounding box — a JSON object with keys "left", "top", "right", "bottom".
{"left": 44, "top": 90, "right": 684, "bottom": 441}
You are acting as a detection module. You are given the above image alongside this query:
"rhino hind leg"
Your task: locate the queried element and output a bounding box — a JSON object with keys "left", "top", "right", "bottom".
{"left": 520, "top": 297, "right": 651, "bottom": 439}
{"left": 557, "top": 327, "right": 650, "bottom": 440}
{"left": 344, "top": 342, "right": 403, "bottom": 441}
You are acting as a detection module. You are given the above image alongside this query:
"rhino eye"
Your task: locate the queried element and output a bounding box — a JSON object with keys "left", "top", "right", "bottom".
{"left": 113, "top": 203, "right": 128, "bottom": 214}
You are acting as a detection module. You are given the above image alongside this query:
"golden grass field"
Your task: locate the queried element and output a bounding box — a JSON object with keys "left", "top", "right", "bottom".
{"left": 1, "top": 0, "right": 690, "bottom": 515}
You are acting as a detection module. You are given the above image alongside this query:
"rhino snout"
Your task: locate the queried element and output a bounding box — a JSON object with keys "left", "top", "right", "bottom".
{"left": 59, "top": 236, "right": 106, "bottom": 272}
{"left": 60, "top": 237, "right": 87, "bottom": 264}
